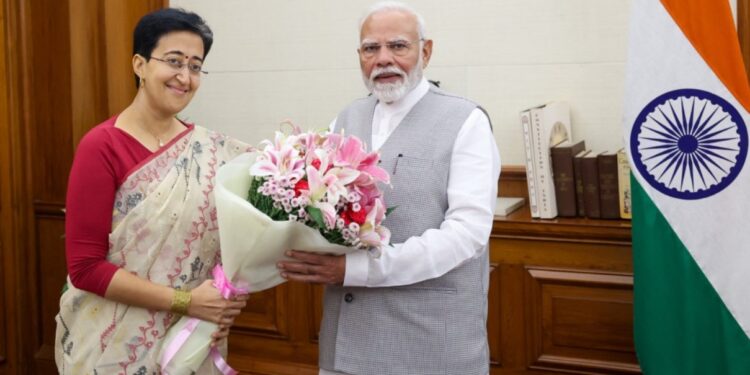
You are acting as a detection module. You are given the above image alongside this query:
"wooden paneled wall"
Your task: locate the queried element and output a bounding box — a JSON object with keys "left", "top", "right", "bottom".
{"left": 0, "top": 0, "right": 18, "bottom": 372}
{"left": 0, "top": 1, "right": 164, "bottom": 373}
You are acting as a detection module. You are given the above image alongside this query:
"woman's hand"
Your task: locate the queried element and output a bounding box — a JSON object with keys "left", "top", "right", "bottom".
{"left": 105, "top": 270, "right": 249, "bottom": 347}
{"left": 187, "top": 280, "right": 249, "bottom": 346}
{"left": 210, "top": 293, "right": 250, "bottom": 347}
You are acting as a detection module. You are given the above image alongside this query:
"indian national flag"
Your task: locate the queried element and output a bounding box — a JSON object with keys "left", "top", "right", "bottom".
{"left": 625, "top": 0, "right": 750, "bottom": 373}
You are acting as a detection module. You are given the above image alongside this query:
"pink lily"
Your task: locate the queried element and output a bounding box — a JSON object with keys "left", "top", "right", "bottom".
{"left": 332, "top": 136, "right": 366, "bottom": 167}
{"left": 358, "top": 198, "right": 391, "bottom": 247}
{"left": 298, "top": 131, "right": 321, "bottom": 159}
{"left": 324, "top": 132, "right": 344, "bottom": 154}
{"left": 250, "top": 144, "right": 305, "bottom": 179}
{"left": 354, "top": 151, "right": 390, "bottom": 186}
{"left": 305, "top": 165, "right": 331, "bottom": 202}
{"left": 327, "top": 134, "right": 390, "bottom": 187}
{"left": 305, "top": 148, "right": 359, "bottom": 205}
{"left": 356, "top": 184, "right": 384, "bottom": 213}
{"left": 305, "top": 166, "right": 338, "bottom": 229}
{"left": 324, "top": 166, "right": 360, "bottom": 205}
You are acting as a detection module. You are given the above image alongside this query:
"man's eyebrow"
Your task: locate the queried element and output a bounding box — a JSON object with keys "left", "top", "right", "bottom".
{"left": 386, "top": 36, "right": 409, "bottom": 43}
{"left": 360, "top": 36, "right": 409, "bottom": 45}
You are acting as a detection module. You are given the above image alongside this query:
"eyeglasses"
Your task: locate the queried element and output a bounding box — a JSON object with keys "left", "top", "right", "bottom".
{"left": 150, "top": 56, "right": 208, "bottom": 75}
{"left": 359, "top": 39, "right": 424, "bottom": 59}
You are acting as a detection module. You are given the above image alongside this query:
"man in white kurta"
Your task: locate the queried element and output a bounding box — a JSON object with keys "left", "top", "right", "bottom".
{"left": 277, "top": 2, "right": 500, "bottom": 374}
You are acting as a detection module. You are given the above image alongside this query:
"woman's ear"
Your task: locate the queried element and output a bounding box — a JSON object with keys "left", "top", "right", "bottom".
{"left": 132, "top": 54, "right": 146, "bottom": 81}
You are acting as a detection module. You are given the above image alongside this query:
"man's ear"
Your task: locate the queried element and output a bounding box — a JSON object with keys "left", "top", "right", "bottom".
{"left": 421, "top": 39, "right": 433, "bottom": 69}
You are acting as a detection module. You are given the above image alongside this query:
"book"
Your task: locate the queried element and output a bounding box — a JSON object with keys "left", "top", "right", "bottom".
{"left": 551, "top": 140, "right": 586, "bottom": 217}
{"left": 522, "top": 101, "right": 573, "bottom": 219}
{"left": 494, "top": 197, "right": 525, "bottom": 217}
{"left": 581, "top": 152, "right": 601, "bottom": 219}
{"left": 617, "top": 148, "right": 632, "bottom": 219}
{"left": 573, "top": 149, "right": 590, "bottom": 217}
{"left": 598, "top": 151, "right": 620, "bottom": 219}
{"left": 520, "top": 110, "right": 540, "bottom": 218}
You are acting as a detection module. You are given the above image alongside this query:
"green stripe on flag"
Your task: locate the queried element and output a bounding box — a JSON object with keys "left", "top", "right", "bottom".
{"left": 632, "top": 176, "right": 750, "bottom": 374}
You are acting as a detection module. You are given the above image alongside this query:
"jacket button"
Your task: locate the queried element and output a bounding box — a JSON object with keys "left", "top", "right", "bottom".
{"left": 344, "top": 293, "right": 354, "bottom": 303}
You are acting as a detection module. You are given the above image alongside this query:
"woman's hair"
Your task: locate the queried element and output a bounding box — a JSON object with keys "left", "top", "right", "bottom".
{"left": 132, "top": 8, "right": 213, "bottom": 88}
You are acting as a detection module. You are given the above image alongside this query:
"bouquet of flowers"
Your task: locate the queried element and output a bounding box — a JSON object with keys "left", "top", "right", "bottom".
{"left": 248, "top": 124, "right": 392, "bottom": 250}
{"left": 159, "top": 124, "right": 391, "bottom": 374}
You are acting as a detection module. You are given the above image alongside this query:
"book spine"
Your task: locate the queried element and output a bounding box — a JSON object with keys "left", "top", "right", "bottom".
{"left": 531, "top": 108, "right": 557, "bottom": 219}
{"left": 551, "top": 148, "right": 577, "bottom": 217}
{"left": 598, "top": 153, "right": 620, "bottom": 219}
{"left": 520, "top": 110, "right": 540, "bottom": 218}
{"left": 617, "top": 151, "right": 632, "bottom": 219}
{"left": 573, "top": 153, "right": 586, "bottom": 217}
{"left": 582, "top": 156, "right": 601, "bottom": 219}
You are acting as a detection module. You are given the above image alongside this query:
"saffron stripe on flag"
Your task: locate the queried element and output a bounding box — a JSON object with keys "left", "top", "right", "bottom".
{"left": 660, "top": 0, "right": 750, "bottom": 111}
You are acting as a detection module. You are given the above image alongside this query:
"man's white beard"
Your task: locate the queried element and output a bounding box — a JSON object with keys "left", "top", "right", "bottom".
{"left": 363, "top": 57, "right": 423, "bottom": 103}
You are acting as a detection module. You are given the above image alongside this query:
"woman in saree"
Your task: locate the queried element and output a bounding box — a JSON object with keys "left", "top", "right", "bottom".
{"left": 55, "top": 8, "right": 250, "bottom": 374}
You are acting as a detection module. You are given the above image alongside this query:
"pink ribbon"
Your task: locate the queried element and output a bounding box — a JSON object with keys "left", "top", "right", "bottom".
{"left": 160, "top": 265, "right": 248, "bottom": 375}
{"left": 213, "top": 264, "right": 249, "bottom": 299}
{"left": 160, "top": 317, "right": 200, "bottom": 373}
{"left": 210, "top": 347, "right": 237, "bottom": 375}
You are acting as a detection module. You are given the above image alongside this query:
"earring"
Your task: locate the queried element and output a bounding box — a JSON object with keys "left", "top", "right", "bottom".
{"left": 139, "top": 76, "right": 145, "bottom": 88}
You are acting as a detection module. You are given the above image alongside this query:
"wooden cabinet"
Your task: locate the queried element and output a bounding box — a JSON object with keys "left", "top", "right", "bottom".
{"left": 227, "top": 283, "right": 322, "bottom": 374}
{"left": 488, "top": 206, "right": 638, "bottom": 374}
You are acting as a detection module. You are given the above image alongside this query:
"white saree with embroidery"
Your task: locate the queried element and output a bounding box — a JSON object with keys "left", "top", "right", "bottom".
{"left": 55, "top": 125, "right": 250, "bottom": 375}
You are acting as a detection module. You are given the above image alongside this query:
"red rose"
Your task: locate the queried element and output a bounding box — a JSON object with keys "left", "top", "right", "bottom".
{"left": 348, "top": 205, "right": 367, "bottom": 225}
{"left": 342, "top": 210, "right": 352, "bottom": 226}
{"left": 294, "top": 179, "right": 309, "bottom": 197}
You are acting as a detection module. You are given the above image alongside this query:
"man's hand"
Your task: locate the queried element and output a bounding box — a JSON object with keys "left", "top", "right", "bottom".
{"left": 277, "top": 250, "right": 346, "bottom": 285}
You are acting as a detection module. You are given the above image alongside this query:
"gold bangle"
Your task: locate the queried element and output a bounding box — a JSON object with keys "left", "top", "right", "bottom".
{"left": 171, "top": 289, "right": 192, "bottom": 315}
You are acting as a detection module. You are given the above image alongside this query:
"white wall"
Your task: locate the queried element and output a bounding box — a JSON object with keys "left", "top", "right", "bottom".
{"left": 172, "top": 0, "right": 631, "bottom": 165}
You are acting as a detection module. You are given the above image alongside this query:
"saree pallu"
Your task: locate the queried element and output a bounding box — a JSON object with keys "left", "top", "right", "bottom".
{"left": 55, "top": 125, "right": 250, "bottom": 375}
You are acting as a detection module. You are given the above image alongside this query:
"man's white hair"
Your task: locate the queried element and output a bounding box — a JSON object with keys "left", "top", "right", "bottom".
{"left": 359, "top": 1, "right": 426, "bottom": 39}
